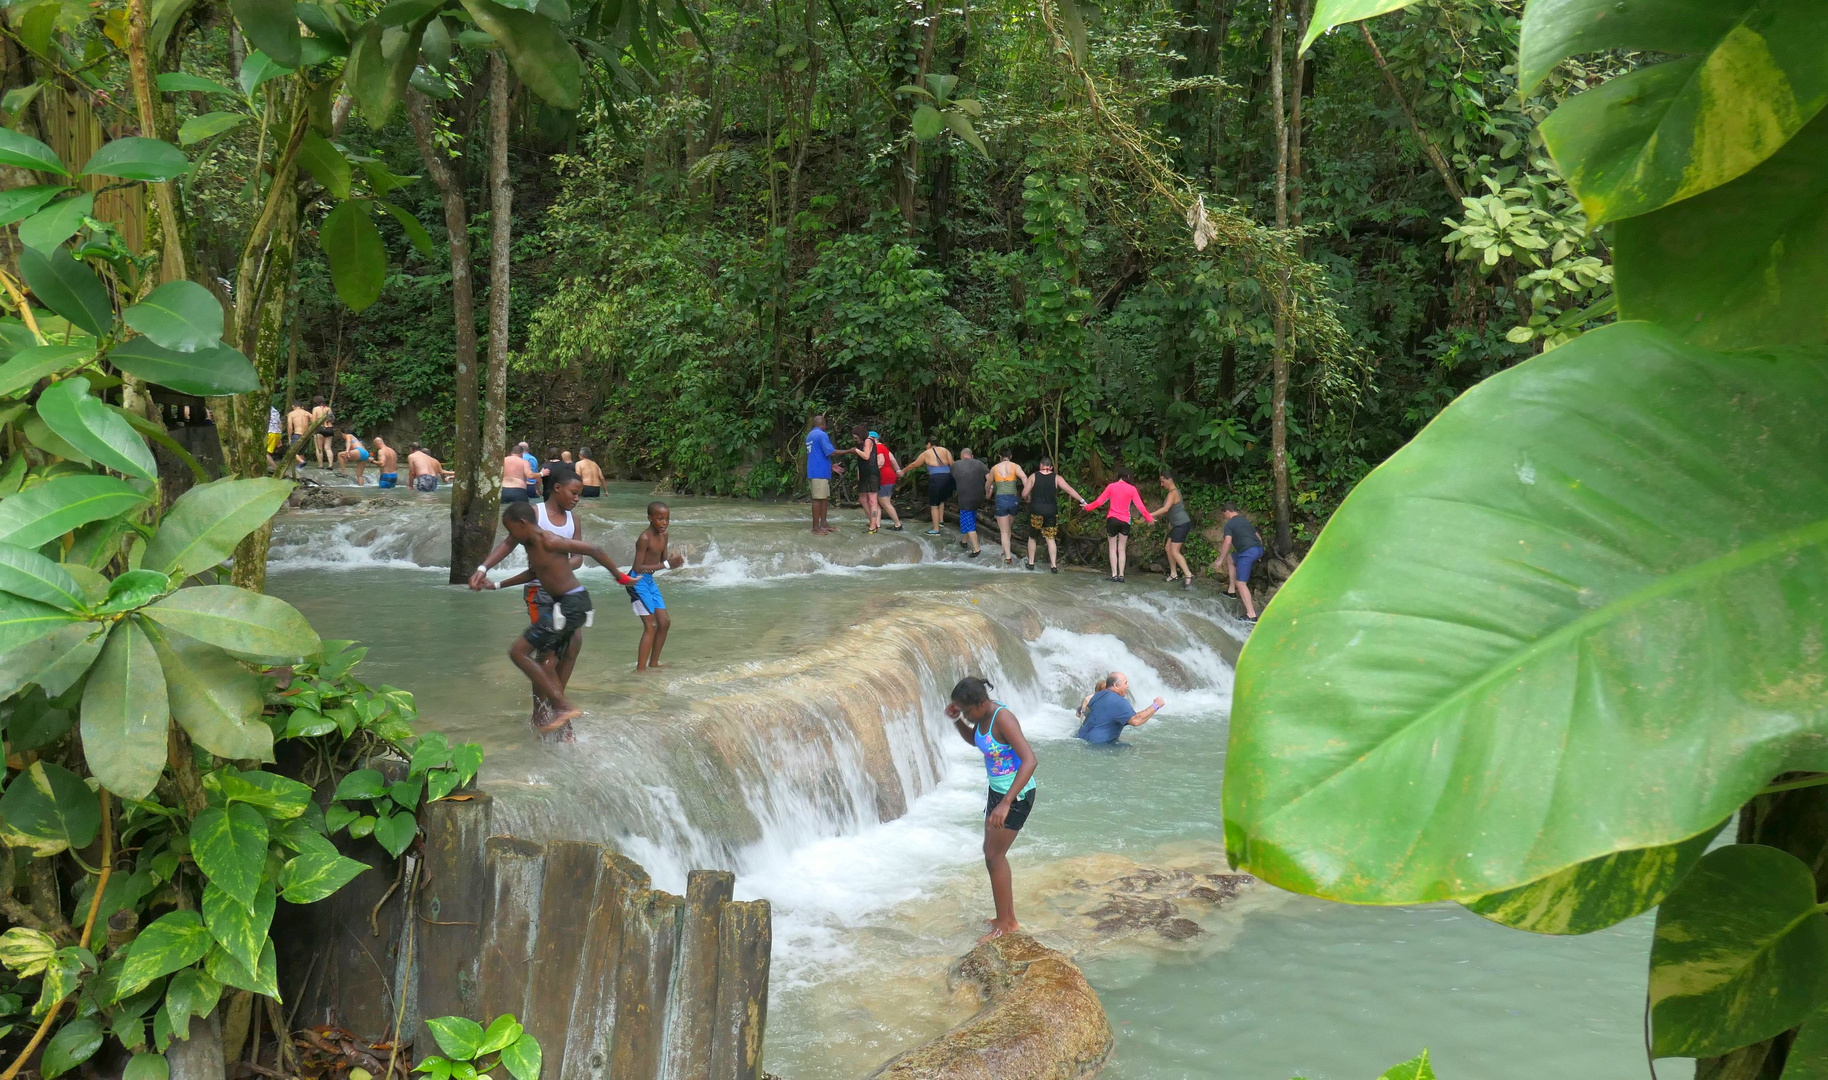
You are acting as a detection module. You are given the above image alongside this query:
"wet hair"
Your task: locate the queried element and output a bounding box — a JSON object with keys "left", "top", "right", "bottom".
{"left": 502, "top": 500, "right": 537, "bottom": 525}
{"left": 1221, "top": 501, "right": 1240, "bottom": 512}
{"left": 950, "top": 676, "right": 994, "bottom": 708}
{"left": 1039, "top": 457, "right": 1054, "bottom": 469}
{"left": 647, "top": 501, "right": 669, "bottom": 517}
{"left": 1159, "top": 471, "right": 1176, "bottom": 483}
{"left": 998, "top": 449, "right": 1012, "bottom": 461}
{"left": 312, "top": 395, "right": 325, "bottom": 406}
{"left": 1116, "top": 468, "right": 1134, "bottom": 483}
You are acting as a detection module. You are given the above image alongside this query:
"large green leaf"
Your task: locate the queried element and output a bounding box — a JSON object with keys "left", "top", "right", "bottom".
{"left": 163, "top": 970, "right": 221, "bottom": 1041}
{"left": 0, "top": 345, "right": 88, "bottom": 399}
{"left": 911, "top": 104, "right": 943, "bottom": 141}
{"left": 1222, "top": 322, "right": 1828, "bottom": 903}
{"left": 372, "top": 809, "right": 415, "bottom": 857}
{"left": 318, "top": 200, "right": 386, "bottom": 312}
{"left": 5, "top": 686, "right": 75, "bottom": 752}
{"left": 299, "top": 131, "right": 352, "bottom": 200}
{"left": 144, "top": 477, "right": 291, "bottom": 583}
{"left": 499, "top": 1032, "right": 541, "bottom": 1080}
{"left": 1613, "top": 105, "right": 1828, "bottom": 350}
{"left": 80, "top": 620, "right": 170, "bottom": 801}
{"left": 176, "top": 112, "right": 247, "bottom": 146}
{"left": 142, "top": 586, "right": 320, "bottom": 662}
{"left": 377, "top": 201, "right": 434, "bottom": 257}
{"left": 157, "top": 72, "right": 238, "bottom": 96}
{"left": 231, "top": 0, "right": 303, "bottom": 65}
{"left": 0, "top": 186, "right": 69, "bottom": 227}
{"left": 459, "top": 0, "right": 582, "bottom": 108}
{"left": 0, "top": 475, "right": 150, "bottom": 549}
{"left": 42, "top": 1017, "right": 102, "bottom": 1079}
{"left": 22, "top": 412, "right": 91, "bottom": 466}
{"left": 1299, "top": 0, "right": 1418, "bottom": 51}
{"left": 0, "top": 595, "right": 82, "bottom": 658}
{"left": 0, "top": 761, "right": 100, "bottom": 856}
{"left": 0, "top": 622, "right": 108, "bottom": 700}
{"left": 205, "top": 938, "right": 278, "bottom": 998}
{"left": 109, "top": 338, "right": 260, "bottom": 396}
{"left": 1376, "top": 1052, "right": 1435, "bottom": 1080}
{"left": 201, "top": 881, "right": 274, "bottom": 977}
{"left": 36, "top": 378, "right": 158, "bottom": 481}
{"left": 1464, "top": 822, "right": 1723, "bottom": 935}
{"left": 238, "top": 50, "right": 295, "bottom": 97}
{"left": 191, "top": 804, "right": 268, "bottom": 911}
{"left": 151, "top": 626, "right": 271, "bottom": 763}
{"left": 427, "top": 1016, "right": 485, "bottom": 1059}
{"left": 1532, "top": 1, "right": 1828, "bottom": 226}
{"left": 279, "top": 847, "right": 369, "bottom": 903}
{"left": 122, "top": 281, "right": 225, "bottom": 354}
{"left": 1786, "top": 1008, "right": 1828, "bottom": 1080}
{"left": 16, "top": 192, "right": 94, "bottom": 252}
{"left": 1651, "top": 844, "right": 1828, "bottom": 1057}
{"left": 343, "top": 21, "right": 413, "bottom": 125}
{"left": 0, "top": 128, "right": 68, "bottom": 175}
{"left": 205, "top": 768, "right": 310, "bottom": 818}
{"left": 81, "top": 138, "right": 190, "bottom": 183}
{"left": 118, "top": 911, "right": 212, "bottom": 996}
{"left": 18, "top": 245, "right": 111, "bottom": 337}
{"left": 0, "top": 543, "right": 85, "bottom": 610}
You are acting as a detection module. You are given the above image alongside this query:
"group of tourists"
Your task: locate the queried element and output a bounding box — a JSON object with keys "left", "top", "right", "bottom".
{"left": 805, "top": 415, "right": 1268, "bottom": 617}
{"left": 273, "top": 398, "right": 455, "bottom": 492}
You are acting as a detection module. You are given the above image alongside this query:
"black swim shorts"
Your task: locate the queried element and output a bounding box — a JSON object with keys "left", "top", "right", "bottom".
{"left": 523, "top": 588, "right": 592, "bottom": 654}
{"left": 1105, "top": 518, "right": 1131, "bottom": 538}
{"left": 581, "top": 486, "right": 601, "bottom": 497}
{"left": 1169, "top": 521, "right": 1192, "bottom": 543}
{"left": 986, "top": 787, "right": 1036, "bottom": 832}
{"left": 501, "top": 487, "right": 532, "bottom": 503}
{"left": 928, "top": 473, "right": 956, "bottom": 507}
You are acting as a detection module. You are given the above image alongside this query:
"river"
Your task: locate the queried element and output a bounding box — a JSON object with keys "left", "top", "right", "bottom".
{"left": 266, "top": 481, "right": 1677, "bottom": 1080}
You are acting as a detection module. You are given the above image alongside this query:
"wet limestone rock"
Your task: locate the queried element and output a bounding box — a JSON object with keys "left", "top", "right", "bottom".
{"left": 287, "top": 482, "right": 359, "bottom": 509}
{"left": 869, "top": 933, "right": 1112, "bottom": 1080}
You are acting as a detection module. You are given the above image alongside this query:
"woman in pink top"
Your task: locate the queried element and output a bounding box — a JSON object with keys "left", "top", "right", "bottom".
{"left": 1081, "top": 468, "right": 1155, "bottom": 582}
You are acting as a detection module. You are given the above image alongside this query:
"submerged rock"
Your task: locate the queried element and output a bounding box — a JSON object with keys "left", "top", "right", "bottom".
{"left": 868, "top": 933, "right": 1113, "bottom": 1079}
{"left": 287, "top": 482, "right": 360, "bottom": 509}
{"left": 1069, "top": 866, "right": 1253, "bottom": 943}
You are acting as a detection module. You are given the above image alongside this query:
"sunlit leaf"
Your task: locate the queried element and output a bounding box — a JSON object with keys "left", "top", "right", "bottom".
{"left": 81, "top": 138, "right": 189, "bottom": 183}
{"left": 0, "top": 761, "right": 100, "bottom": 857}
{"left": 143, "top": 586, "right": 320, "bottom": 663}
{"left": 35, "top": 377, "right": 158, "bottom": 481}
{"left": 80, "top": 619, "right": 169, "bottom": 801}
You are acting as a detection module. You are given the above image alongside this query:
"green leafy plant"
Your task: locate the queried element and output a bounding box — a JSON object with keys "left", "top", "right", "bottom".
{"left": 896, "top": 74, "right": 990, "bottom": 160}
{"left": 417, "top": 1014, "right": 542, "bottom": 1080}
{"left": 1292, "top": 1049, "right": 1435, "bottom": 1080}
{"left": 1239, "top": 0, "right": 1828, "bottom": 1076}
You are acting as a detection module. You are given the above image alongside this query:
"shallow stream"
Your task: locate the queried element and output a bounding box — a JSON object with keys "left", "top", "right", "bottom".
{"left": 268, "top": 481, "right": 1678, "bottom": 1079}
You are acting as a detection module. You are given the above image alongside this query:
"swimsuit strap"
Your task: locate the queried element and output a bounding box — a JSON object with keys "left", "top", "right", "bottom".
{"left": 977, "top": 703, "right": 1012, "bottom": 747}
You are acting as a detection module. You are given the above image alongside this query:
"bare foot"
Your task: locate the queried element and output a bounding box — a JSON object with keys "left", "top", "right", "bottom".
{"left": 647, "top": 661, "right": 667, "bottom": 669}
{"left": 538, "top": 705, "right": 582, "bottom": 732}
{"left": 976, "top": 919, "right": 1018, "bottom": 943}
{"left": 529, "top": 699, "right": 551, "bottom": 731}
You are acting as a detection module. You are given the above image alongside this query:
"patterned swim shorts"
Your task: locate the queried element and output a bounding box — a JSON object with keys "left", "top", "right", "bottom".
{"left": 1029, "top": 514, "right": 1057, "bottom": 539}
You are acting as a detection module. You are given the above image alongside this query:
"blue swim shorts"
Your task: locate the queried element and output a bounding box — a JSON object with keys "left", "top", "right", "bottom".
{"left": 994, "top": 493, "right": 1020, "bottom": 518}
{"left": 357, "top": 447, "right": 370, "bottom": 462}
{"left": 377, "top": 473, "right": 397, "bottom": 489}
{"left": 627, "top": 573, "right": 666, "bottom": 616}
{"left": 959, "top": 509, "right": 978, "bottom": 534}
{"left": 1233, "top": 545, "right": 1265, "bottom": 583}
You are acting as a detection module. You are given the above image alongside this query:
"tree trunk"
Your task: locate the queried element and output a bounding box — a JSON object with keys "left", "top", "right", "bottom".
{"left": 1268, "top": 0, "right": 1292, "bottom": 556}
{"left": 482, "top": 53, "right": 512, "bottom": 536}
{"left": 409, "top": 90, "right": 492, "bottom": 584}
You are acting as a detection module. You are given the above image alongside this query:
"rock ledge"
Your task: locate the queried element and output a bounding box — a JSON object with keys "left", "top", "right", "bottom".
{"left": 869, "top": 933, "right": 1113, "bottom": 1079}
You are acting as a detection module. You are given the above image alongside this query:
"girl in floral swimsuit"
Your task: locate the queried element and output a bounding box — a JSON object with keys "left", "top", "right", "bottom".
{"left": 947, "top": 676, "right": 1038, "bottom": 942}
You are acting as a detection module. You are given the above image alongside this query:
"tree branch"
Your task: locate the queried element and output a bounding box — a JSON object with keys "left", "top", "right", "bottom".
{"left": 1360, "top": 22, "right": 1465, "bottom": 203}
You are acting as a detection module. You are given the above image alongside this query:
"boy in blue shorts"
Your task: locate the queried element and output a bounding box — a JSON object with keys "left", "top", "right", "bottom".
{"left": 629, "top": 501, "right": 686, "bottom": 671}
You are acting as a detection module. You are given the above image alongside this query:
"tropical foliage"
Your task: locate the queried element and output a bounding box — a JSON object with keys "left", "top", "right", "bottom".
{"left": 1229, "top": 0, "right": 1828, "bottom": 1075}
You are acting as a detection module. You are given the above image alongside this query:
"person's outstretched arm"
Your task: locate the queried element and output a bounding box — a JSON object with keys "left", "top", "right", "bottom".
{"left": 1129, "top": 697, "right": 1166, "bottom": 726}
{"left": 1057, "top": 478, "right": 1088, "bottom": 506}
{"left": 545, "top": 536, "right": 636, "bottom": 583}
{"left": 1150, "top": 489, "right": 1177, "bottom": 518}
{"left": 1132, "top": 489, "right": 1156, "bottom": 524}
{"left": 469, "top": 536, "right": 517, "bottom": 589}
{"left": 1083, "top": 484, "right": 1112, "bottom": 512}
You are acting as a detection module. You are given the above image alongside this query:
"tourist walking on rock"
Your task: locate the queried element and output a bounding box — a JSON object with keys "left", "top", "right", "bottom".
{"left": 1213, "top": 502, "right": 1265, "bottom": 620}
{"left": 1022, "top": 458, "right": 1086, "bottom": 573}
{"left": 989, "top": 452, "right": 1027, "bottom": 565}
{"left": 951, "top": 449, "right": 989, "bottom": 557}
{"left": 843, "top": 426, "right": 883, "bottom": 534}
{"left": 575, "top": 448, "right": 605, "bottom": 497}
{"left": 1152, "top": 473, "right": 1196, "bottom": 588}
{"left": 372, "top": 436, "right": 399, "bottom": 489}
{"left": 1074, "top": 672, "right": 1165, "bottom": 744}
{"left": 904, "top": 439, "right": 955, "bottom": 534}
{"left": 806, "top": 414, "right": 839, "bottom": 535}
{"left": 629, "top": 501, "right": 687, "bottom": 671}
{"left": 407, "top": 442, "right": 453, "bottom": 492}
{"left": 501, "top": 442, "right": 539, "bottom": 503}
{"left": 336, "top": 430, "right": 371, "bottom": 486}
{"left": 310, "top": 397, "right": 335, "bottom": 469}
{"left": 946, "top": 676, "right": 1036, "bottom": 943}
{"left": 1082, "top": 469, "right": 1155, "bottom": 581}
{"left": 286, "top": 401, "right": 314, "bottom": 468}
{"left": 875, "top": 437, "right": 905, "bottom": 531}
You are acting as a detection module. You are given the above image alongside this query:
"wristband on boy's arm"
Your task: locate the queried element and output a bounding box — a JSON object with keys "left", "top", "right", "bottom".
{"left": 617, "top": 573, "right": 635, "bottom": 586}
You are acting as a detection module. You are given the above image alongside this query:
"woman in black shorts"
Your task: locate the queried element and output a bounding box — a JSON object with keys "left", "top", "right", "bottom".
{"left": 1152, "top": 471, "right": 1196, "bottom": 587}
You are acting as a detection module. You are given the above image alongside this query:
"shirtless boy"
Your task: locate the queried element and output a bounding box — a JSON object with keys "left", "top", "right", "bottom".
{"left": 407, "top": 442, "right": 454, "bottom": 492}
{"left": 372, "top": 437, "right": 400, "bottom": 489}
{"left": 575, "top": 449, "right": 605, "bottom": 497}
{"left": 310, "top": 397, "right": 335, "bottom": 468}
{"left": 628, "top": 501, "right": 686, "bottom": 671}
{"left": 286, "top": 402, "right": 314, "bottom": 466}
{"left": 472, "top": 500, "right": 634, "bottom": 732}
{"left": 473, "top": 469, "right": 589, "bottom": 728}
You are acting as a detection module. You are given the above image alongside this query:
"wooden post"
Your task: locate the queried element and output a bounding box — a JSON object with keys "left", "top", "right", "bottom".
{"left": 709, "top": 900, "right": 771, "bottom": 1080}
{"left": 416, "top": 795, "right": 493, "bottom": 1048}
{"left": 609, "top": 885, "right": 685, "bottom": 1080}
{"left": 524, "top": 842, "right": 605, "bottom": 1075}
{"left": 660, "top": 871, "right": 735, "bottom": 1080}
{"left": 478, "top": 837, "right": 547, "bottom": 1023}
{"left": 562, "top": 854, "right": 648, "bottom": 1080}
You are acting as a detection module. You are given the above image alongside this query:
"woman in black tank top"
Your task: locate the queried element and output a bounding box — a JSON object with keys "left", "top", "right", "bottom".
{"left": 850, "top": 425, "right": 883, "bottom": 533}
{"left": 1022, "top": 459, "right": 1085, "bottom": 572}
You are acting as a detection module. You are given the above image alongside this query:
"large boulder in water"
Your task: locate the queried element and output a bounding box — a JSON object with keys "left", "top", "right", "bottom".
{"left": 869, "top": 933, "right": 1112, "bottom": 1079}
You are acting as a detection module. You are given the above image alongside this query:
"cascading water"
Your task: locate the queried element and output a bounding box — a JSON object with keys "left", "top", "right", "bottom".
{"left": 268, "top": 483, "right": 1677, "bottom": 1080}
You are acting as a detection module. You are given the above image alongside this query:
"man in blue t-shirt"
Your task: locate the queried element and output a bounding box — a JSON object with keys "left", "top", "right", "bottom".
{"left": 1074, "top": 672, "right": 1165, "bottom": 744}
{"left": 806, "top": 414, "right": 840, "bottom": 534}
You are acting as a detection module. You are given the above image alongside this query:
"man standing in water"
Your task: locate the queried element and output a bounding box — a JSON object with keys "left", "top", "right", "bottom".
{"left": 806, "top": 414, "right": 839, "bottom": 534}
{"left": 1075, "top": 672, "right": 1166, "bottom": 744}
{"left": 950, "top": 449, "right": 989, "bottom": 557}
{"left": 407, "top": 442, "right": 453, "bottom": 492}
{"left": 629, "top": 501, "right": 687, "bottom": 671}
{"left": 1022, "top": 458, "right": 1087, "bottom": 572}
{"left": 575, "top": 448, "right": 605, "bottom": 496}
{"left": 286, "top": 401, "right": 314, "bottom": 467}
{"left": 372, "top": 436, "right": 400, "bottom": 489}
{"left": 1213, "top": 502, "right": 1265, "bottom": 620}
{"left": 947, "top": 676, "right": 1037, "bottom": 942}
{"left": 474, "top": 499, "right": 635, "bottom": 733}
{"left": 501, "top": 442, "right": 540, "bottom": 503}
{"left": 902, "top": 439, "right": 954, "bottom": 534}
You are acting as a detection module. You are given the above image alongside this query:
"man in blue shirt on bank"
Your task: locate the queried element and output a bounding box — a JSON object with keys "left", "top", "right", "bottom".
{"left": 1075, "top": 672, "right": 1166, "bottom": 744}
{"left": 806, "top": 414, "right": 840, "bottom": 535}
